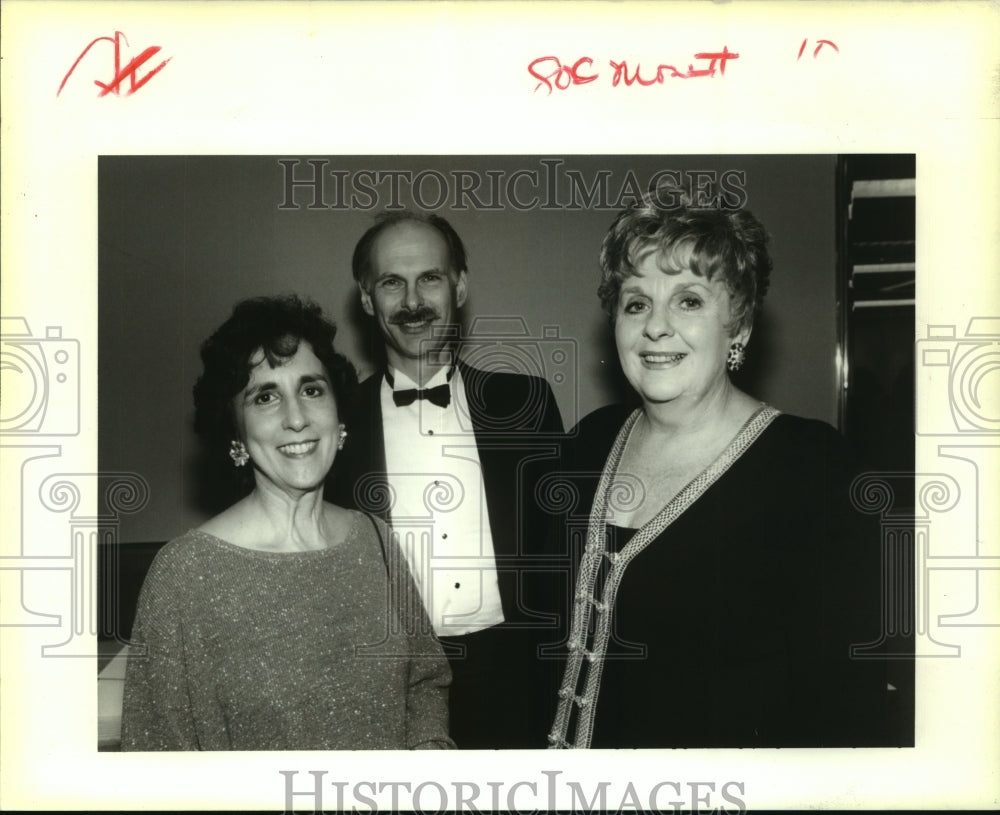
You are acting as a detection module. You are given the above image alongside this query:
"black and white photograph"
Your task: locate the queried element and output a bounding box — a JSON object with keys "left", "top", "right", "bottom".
{"left": 96, "top": 154, "right": 916, "bottom": 754}
{"left": 2, "top": 2, "right": 998, "bottom": 812}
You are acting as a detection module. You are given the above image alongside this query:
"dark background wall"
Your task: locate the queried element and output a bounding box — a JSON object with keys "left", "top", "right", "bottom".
{"left": 99, "top": 155, "right": 837, "bottom": 542}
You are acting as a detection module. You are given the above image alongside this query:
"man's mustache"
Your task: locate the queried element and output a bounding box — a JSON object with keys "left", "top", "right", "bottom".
{"left": 390, "top": 306, "right": 440, "bottom": 325}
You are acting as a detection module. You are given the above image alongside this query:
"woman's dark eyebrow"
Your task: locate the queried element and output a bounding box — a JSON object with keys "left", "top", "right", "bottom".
{"left": 243, "top": 372, "right": 329, "bottom": 400}
{"left": 242, "top": 381, "right": 274, "bottom": 400}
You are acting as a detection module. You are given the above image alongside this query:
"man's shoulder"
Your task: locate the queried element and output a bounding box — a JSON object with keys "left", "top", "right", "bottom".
{"left": 354, "top": 371, "right": 385, "bottom": 405}
{"left": 358, "top": 371, "right": 384, "bottom": 390}
{"left": 458, "top": 362, "right": 562, "bottom": 434}
{"left": 458, "top": 362, "right": 553, "bottom": 393}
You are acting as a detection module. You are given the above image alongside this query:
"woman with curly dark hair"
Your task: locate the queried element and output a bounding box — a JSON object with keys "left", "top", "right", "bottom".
{"left": 122, "top": 295, "right": 453, "bottom": 751}
{"left": 548, "top": 182, "right": 890, "bottom": 749}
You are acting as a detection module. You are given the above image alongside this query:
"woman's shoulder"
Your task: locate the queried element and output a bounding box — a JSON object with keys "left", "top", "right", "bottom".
{"left": 345, "top": 509, "right": 388, "bottom": 546}
{"left": 767, "top": 412, "right": 851, "bottom": 450}
{"left": 342, "top": 510, "right": 417, "bottom": 586}
{"left": 568, "top": 403, "right": 636, "bottom": 442}
{"left": 562, "top": 403, "right": 637, "bottom": 471}
{"left": 130, "top": 530, "right": 229, "bottom": 617}
{"left": 154, "top": 529, "right": 221, "bottom": 561}
{"left": 143, "top": 529, "right": 228, "bottom": 580}
{"left": 341, "top": 509, "right": 392, "bottom": 560}
{"left": 760, "top": 412, "right": 862, "bottom": 476}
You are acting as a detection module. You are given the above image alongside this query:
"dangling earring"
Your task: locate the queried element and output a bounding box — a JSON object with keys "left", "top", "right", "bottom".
{"left": 727, "top": 342, "right": 746, "bottom": 373}
{"left": 337, "top": 423, "right": 348, "bottom": 451}
{"left": 229, "top": 440, "right": 249, "bottom": 467}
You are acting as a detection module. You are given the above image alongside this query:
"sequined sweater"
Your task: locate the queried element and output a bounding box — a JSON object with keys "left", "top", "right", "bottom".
{"left": 121, "top": 511, "right": 454, "bottom": 750}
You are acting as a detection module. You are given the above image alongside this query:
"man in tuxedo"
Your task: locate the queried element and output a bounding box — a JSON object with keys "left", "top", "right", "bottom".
{"left": 327, "top": 211, "right": 564, "bottom": 749}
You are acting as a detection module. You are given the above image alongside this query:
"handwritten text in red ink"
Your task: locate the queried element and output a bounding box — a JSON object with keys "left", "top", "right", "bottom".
{"left": 528, "top": 56, "right": 600, "bottom": 94}
{"left": 58, "top": 30, "right": 171, "bottom": 97}
{"left": 529, "top": 48, "right": 739, "bottom": 94}
{"left": 797, "top": 38, "right": 839, "bottom": 60}
{"left": 611, "top": 47, "right": 739, "bottom": 86}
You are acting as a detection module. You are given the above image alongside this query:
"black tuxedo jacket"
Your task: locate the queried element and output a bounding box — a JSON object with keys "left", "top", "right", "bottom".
{"left": 326, "top": 360, "right": 564, "bottom": 625}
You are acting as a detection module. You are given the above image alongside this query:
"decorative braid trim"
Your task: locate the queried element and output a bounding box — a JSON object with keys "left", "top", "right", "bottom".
{"left": 548, "top": 404, "right": 780, "bottom": 749}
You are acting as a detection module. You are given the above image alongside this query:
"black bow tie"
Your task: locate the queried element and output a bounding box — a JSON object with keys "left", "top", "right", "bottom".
{"left": 393, "top": 383, "right": 450, "bottom": 408}
{"left": 386, "top": 369, "right": 452, "bottom": 409}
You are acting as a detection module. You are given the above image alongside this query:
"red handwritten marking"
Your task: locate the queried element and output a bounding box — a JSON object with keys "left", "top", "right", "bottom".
{"left": 691, "top": 48, "right": 738, "bottom": 76}
{"left": 57, "top": 31, "right": 171, "bottom": 97}
{"left": 609, "top": 61, "right": 667, "bottom": 86}
{"left": 814, "top": 39, "right": 839, "bottom": 57}
{"left": 797, "top": 38, "right": 839, "bottom": 60}
{"left": 529, "top": 47, "right": 739, "bottom": 92}
{"left": 610, "top": 47, "right": 739, "bottom": 86}
{"left": 528, "top": 56, "right": 598, "bottom": 94}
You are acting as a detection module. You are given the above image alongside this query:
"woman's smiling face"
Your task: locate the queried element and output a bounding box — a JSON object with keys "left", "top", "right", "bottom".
{"left": 614, "top": 247, "right": 746, "bottom": 409}
{"left": 233, "top": 340, "right": 339, "bottom": 498}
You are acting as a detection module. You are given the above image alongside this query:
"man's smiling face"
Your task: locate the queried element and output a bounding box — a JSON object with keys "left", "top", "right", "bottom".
{"left": 360, "top": 220, "right": 467, "bottom": 382}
